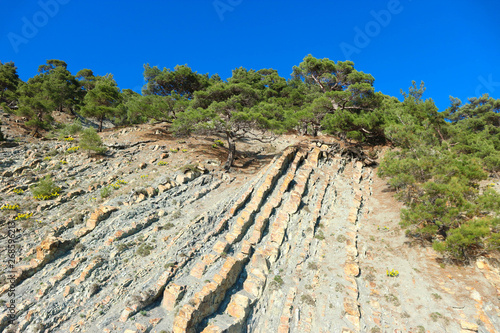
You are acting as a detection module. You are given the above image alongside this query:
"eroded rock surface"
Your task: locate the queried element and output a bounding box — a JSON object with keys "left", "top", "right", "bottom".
{"left": 0, "top": 123, "right": 499, "bottom": 333}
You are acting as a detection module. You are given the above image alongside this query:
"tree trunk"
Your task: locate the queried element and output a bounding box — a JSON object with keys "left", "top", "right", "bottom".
{"left": 99, "top": 117, "right": 103, "bottom": 132}
{"left": 224, "top": 132, "right": 236, "bottom": 171}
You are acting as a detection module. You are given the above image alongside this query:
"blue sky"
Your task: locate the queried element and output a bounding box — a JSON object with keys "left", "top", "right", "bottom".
{"left": 1, "top": 0, "right": 499, "bottom": 111}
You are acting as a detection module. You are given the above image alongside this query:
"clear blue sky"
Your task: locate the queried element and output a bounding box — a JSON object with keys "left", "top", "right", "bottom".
{"left": 1, "top": 0, "right": 499, "bottom": 111}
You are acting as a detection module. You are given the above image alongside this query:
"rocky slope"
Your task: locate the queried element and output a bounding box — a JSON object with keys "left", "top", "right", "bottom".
{"left": 0, "top": 119, "right": 499, "bottom": 333}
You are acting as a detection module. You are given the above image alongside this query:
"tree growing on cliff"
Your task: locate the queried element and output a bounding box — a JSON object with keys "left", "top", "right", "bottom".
{"left": 81, "top": 75, "right": 121, "bottom": 132}
{"left": 292, "top": 55, "right": 383, "bottom": 140}
{"left": 37, "top": 59, "right": 82, "bottom": 113}
{"left": 445, "top": 94, "right": 500, "bottom": 171}
{"left": 0, "top": 61, "right": 21, "bottom": 108}
{"left": 142, "top": 64, "right": 210, "bottom": 99}
{"left": 17, "top": 76, "right": 55, "bottom": 136}
{"left": 172, "top": 81, "right": 283, "bottom": 170}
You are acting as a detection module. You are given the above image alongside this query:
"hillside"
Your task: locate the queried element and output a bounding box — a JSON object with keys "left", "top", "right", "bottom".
{"left": 1, "top": 113, "right": 499, "bottom": 333}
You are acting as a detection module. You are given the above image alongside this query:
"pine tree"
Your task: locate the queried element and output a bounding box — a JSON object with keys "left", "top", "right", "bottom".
{"left": 142, "top": 64, "right": 210, "bottom": 99}
{"left": 173, "top": 81, "right": 283, "bottom": 170}
{"left": 292, "top": 55, "right": 383, "bottom": 140}
{"left": 81, "top": 75, "right": 121, "bottom": 132}
{"left": 37, "top": 60, "right": 82, "bottom": 113}
{"left": 17, "top": 76, "right": 55, "bottom": 136}
{"left": 0, "top": 61, "right": 21, "bottom": 108}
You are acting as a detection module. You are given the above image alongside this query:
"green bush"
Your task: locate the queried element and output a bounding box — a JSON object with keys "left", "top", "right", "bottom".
{"left": 100, "top": 186, "right": 111, "bottom": 198}
{"left": 433, "top": 217, "right": 500, "bottom": 259}
{"left": 30, "top": 175, "right": 61, "bottom": 199}
{"left": 80, "top": 128, "right": 106, "bottom": 155}
{"left": 57, "top": 119, "right": 83, "bottom": 139}
{"left": 136, "top": 243, "right": 154, "bottom": 257}
{"left": 379, "top": 91, "right": 500, "bottom": 261}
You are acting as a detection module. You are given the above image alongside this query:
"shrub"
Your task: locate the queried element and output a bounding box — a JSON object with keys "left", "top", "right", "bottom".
{"left": 273, "top": 275, "right": 284, "bottom": 286}
{"left": 172, "top": 210, "right": 181, "bottom": 219}
{"left": 379, "top": 141, "right": 500, "bottom": 261}
{"left": 58, "top": 119, "right": 83, "bottom": 138}
{"left": 432, "top": 217, "right": 500, "bottom": 259}
{"left": 180, "top": 164, "right": 198, "bottom": 173}
{"left": 386, "top": 269, "right": 399, "bottom": 277}
{"left": 89, "top": 283, "right": 100, "bottom": 296}
{"left": 80, "top": 128, "right": 106, "bottom": 155}
{"left": 1, "top": 204, "right": 20, "bottom": 210}
{"left": 300, "top": 294, "right": 315, "bottom": 306}
{"left": 307, "top": 262, "right": 319, "bottom": 270}
{"left": 384, "top": 293, "right": 400, "bottom": 306}
{"left": 314, "top": 230, "right": 325, "bottom": 240}
{"left": 14, "top": 212, "right": 33, "bottom": 220}
{"left": 164, "top": 262, "right": 175, "bottom": 269}
{"left": 136, "top": 243, "right": 154, "bottom": 257}
{"left": 66, "top": 146, "right": 80, "bottom": 153}
{"left": 100, "top": 186, "right": 111, "bottom": 198}
{"left": 31, "top": 175, "right": 61, "bottom": 200}
{"left": 163, "top": 222, "right": 174, "bottom": 230}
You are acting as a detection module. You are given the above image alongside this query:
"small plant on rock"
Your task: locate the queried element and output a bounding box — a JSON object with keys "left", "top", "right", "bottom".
{"left": 1, "top": 204, "right": 20, "bottom": 210}
{"left": 180, "top": 164, "right": 198, "bottom": 173}
{"left": 172, "top": 210, "right": 182, "bottom": 219}
{"left": 314, "top": 230, "right": 325, "bottom": 240}
{"left": 300, "top": 294, "right": 316, "bottom": 306}
{"left": 164, "top": 262, "right": 176, "bottom": 269}
{"left": 31, "top": 175, "right": 61, "bottom": 200}
{"left": 274, "top": 275, "right": 284, "bottom": 286}
{"left": 66, "top": 146, "right": 80, "bottom": 153}
{"left": 307, "top": 262, "right": 319, "bottom": 270}
{"left": 384, "top": 293, "right": 401, "bottom": 306}
{"left": 163, "top": 222, "right": 174, "bottom": 230}
{"left": 431, "top": 293, "right": 441, "bottom": 300}
{"left": 89, "top": 283, "right": 100, "bottom": 296}
{"left": 136, "top": 243, "right": 154, "bottom": 257}
{"left": 386, "top": 269, "right": 399, "bottom": 277}
{"left": 100, "top": 186, "right": 111, "bottom": 198}
{"left": 14, "top": 212, "right": 33, "bottom": 220}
